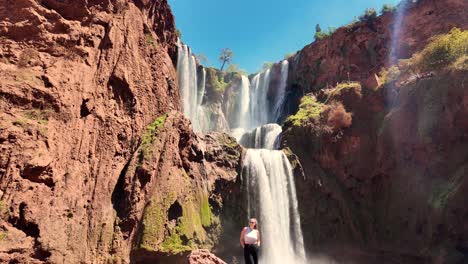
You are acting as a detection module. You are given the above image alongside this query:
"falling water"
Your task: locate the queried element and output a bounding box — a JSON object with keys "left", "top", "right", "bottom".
{"left": 176, "top": 50, "right": 305, "bottom": 262}
{"left": 242, "top": 150, "right": 306, "bottom": 264}
{"left": 389, "top": 1, "right": 411, "bottom": 63}
{"left": 249, "top": 69, "right": 271, "bottom": 128}
{"left": 176, "top": 40, "right": 210, "bottom": 132}
{"left": 236, "top": 61, "right": 305, "bottom": 263}
{"left": 238, "top": 75, "right": 251, "bottom": 129}
{"left": 272, "top": 60, "right": 289, "bottom": 122}
{"left": 238, "top": 124, "right": 282, "bottom": 150}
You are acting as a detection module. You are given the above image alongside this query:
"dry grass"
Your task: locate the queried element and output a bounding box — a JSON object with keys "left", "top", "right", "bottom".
{"left": 321, "top": 101, "right": 353, "bottom": 131}
{"left": 18, "top": 48, "right": 40, "bottom": 68}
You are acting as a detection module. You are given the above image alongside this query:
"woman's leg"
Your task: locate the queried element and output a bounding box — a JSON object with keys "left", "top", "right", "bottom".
{"left": 244, "top": 246, "right": 252, "bottom": 264}
{"left": 251, "top": 245, "right": 258, "bottom": 264}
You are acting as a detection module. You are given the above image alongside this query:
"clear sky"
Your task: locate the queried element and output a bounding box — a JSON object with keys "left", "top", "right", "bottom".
{"left": 168, "top": 0, "right": 401, "bottom": 73}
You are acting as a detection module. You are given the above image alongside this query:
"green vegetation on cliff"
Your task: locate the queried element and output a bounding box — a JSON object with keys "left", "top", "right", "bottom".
{"left": 139, "top": 185, "right": 218, "bottom": 254}
{"left": 429, "top": 165, "right": 466, "bottom": 209}
{"left": 206, "top": 68, "right": 228, "bottom": 92}
{"left": 287, "top": 95, "right": 325, "bottom": 126}
{"left": 405, "top": 28, "right": 468, "bottom": 72}
{"left": 140, "top": 113, "right": 168, "bottom": 159}
{"left": 326, "top": 82, "right": 362, "bottom": 102}
{"left": 140, "top": 193, "right": 176, "bottom": 251}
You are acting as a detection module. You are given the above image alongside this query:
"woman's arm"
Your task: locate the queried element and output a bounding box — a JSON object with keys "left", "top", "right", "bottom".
{"left": 257, "top": 231, "right": 261, "bottom": 246}
{"left": 240, "top": 227, "right": 246, "bottom": 248}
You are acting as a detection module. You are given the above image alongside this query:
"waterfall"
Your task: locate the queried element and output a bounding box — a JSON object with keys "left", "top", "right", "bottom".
{"left": 242, "top": 149, "right": 306, "bottom": 264}
{"left": 238, "top": 124, "right": 282, "bottom": 150}
{"left": 238, "top": 75, "right": 251, "bottom": 129}
{"left": 176, "top": 47, "right": 304, "bottom": 262}
{"left": 176, "top": 40, "right": 210, "bottom": 132}
{"left": 272, "top": 60, "right": 289, "bottom": 122}
{"left": 389, "top": 1, "right": 411, "bottom": 64}
{"left": 236, "top": 61, "right": 305, "bottom": 263}
{"left": 249, "top": 69, "right": 271, "bottom": 128}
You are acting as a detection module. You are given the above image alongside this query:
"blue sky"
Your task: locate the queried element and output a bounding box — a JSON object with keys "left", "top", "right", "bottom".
{"left": 168, "top": 0, "right": 401, "bottom": 73}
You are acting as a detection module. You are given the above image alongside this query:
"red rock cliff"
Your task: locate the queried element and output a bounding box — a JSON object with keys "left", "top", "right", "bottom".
{"left": 0, "top": 1, "right": 240, "bottom": 263}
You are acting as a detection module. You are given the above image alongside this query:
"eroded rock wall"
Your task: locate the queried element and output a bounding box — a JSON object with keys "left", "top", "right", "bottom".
{"left": 284, "top": 0, "right": 468, "bottom": 118}
{"left": 0, "top": 0, "right": 241, "bottom": 263}
{"left": 283, "top": 50, "right": 468, "bottom": 264}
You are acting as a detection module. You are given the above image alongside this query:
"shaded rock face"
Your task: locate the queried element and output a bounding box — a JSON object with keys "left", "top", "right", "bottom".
{"left": 284, "top": 0, "right": 468, "bottom": 118}
{"left": 0, "top": 0, "right": 242, "bottom": 263}
{"left": 282, "top": 69, "right": 468, "bottom": 262}
{"left": 120, "top": 113, "right": 242, "bottom": 264}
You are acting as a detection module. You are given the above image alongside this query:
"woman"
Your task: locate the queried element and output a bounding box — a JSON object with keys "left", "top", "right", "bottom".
{"left": 240, "top": 218, "right": 261, "bottom": 264}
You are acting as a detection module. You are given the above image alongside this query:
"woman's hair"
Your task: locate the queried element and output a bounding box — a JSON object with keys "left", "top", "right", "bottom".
{"left": 249, "top": 218, "right": 258, "bottom": 230}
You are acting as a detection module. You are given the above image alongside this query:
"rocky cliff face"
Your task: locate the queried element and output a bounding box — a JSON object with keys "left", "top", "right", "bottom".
{"left": 0, "top": 0, "right": 241, "bottom": 263}
{"left": 280, "top": 0, "right": 468, "bottom": 262}
{"left": 284, "top": 0, "right": 468, "bottom": 118}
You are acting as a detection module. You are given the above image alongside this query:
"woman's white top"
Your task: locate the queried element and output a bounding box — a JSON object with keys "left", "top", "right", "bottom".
{"left": 244, "top": 227, "right": 259, "bottom": 244}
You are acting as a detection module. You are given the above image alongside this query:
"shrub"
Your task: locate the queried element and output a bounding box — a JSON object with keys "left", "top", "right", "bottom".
{"left": 381, "top": 4, "right": 396, "bottom": 14}
{"left": 314, "top": 27, "right": 337, "bottom": 41}
{"left": 359, "top": 8, "right": 378, "bottom": 23}
{"left": 262, "top": 62, "right": 274, "bottom": 70}
{"left": 321, "top": 101, "right": 352, "bottom": 131}
{"left": 450, "top": 55, "right": 468, "bottom": 71}
{"left": 284, "top": 52, "right": 296, "bottom": 60}
{"left": 416, "top": 28, "right": 468, "bottom": 71}
{"left": 287, "top": 95, "right": 325, "bottom": 126}
{"left": 378, "top": 66, "right": 401, "bottom": 84}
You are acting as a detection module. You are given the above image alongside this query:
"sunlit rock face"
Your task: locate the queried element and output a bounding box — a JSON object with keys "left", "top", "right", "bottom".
{"left": 282, "top": 59, "right": 468, "bottom": 263}
{"left": 284, "top": 0, "right": 468, "bottom": 121}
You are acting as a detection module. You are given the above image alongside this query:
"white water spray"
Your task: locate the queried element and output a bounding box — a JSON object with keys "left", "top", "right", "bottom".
{"left": 176, "top": 49, "right": 305, "bottom": 262}
{"left": 242, "top": 149, "right": 306, "bottom": 264}
{"left": 176, "top": 40, "right": 210, "bottom": 132}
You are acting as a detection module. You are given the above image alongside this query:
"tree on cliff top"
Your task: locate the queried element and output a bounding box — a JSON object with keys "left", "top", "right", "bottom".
{"left": 359, "top": 8, "right": 378, "bottom": 24}
{"left": 196, "top": 53, "right": 208, "bottom": 65}
{"left": 219, "top": 48, "right": 233, "bottom": 71}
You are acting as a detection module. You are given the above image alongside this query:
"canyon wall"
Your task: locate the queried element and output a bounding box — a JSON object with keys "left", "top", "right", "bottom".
{"left": 280, "top": 0, "right": 468, "bottom": 262}
{"left": 0, "top": 0, "right": 241, "bottom": 263}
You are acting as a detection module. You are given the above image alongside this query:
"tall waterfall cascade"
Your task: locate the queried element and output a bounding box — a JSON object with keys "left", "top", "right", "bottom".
{"left": 176, "top": 40, "right": 211, "bottom": 132}
{"left": 177, "top": 42, "right": 305, "bottom": 262}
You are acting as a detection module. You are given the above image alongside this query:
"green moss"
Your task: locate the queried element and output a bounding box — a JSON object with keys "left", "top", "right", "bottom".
{"left": 0, "top": 232, "right": 7, "bottom": 241}
{"left": 160, "top": 231, "right": 192, "bottom": 254}
{"left": 0, "top": 200, "right": 7, "bottom": 218}
{"left": 13, "top": 118, "right": 28, "bottom": 128}
{"left": 216, "top": 134, "right": 238, "bottom": 149}
{"left": 200, "top": 192, "right": 213, "bottom": 228}
{"left": 23, "top": 109, "right": 51, "bottom": 125}
{"left": 140, "top": 114, "right": 168, "bottom": 160}
{"left": 429, "top": 165, "right": 466, "bottom": 209}
{"left": 146, "top": 34, "right": 156, "bottom": 47}
{"left": 287, "top": 95, "right": 325, "bottom": 126}
{"left": 140, "top": 193, "right": 176, "bottom": 251}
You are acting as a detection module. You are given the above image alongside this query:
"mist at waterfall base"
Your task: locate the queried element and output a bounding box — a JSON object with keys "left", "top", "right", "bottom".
{"left": 176, "top": 41, "right": 335, "bottom": 263}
